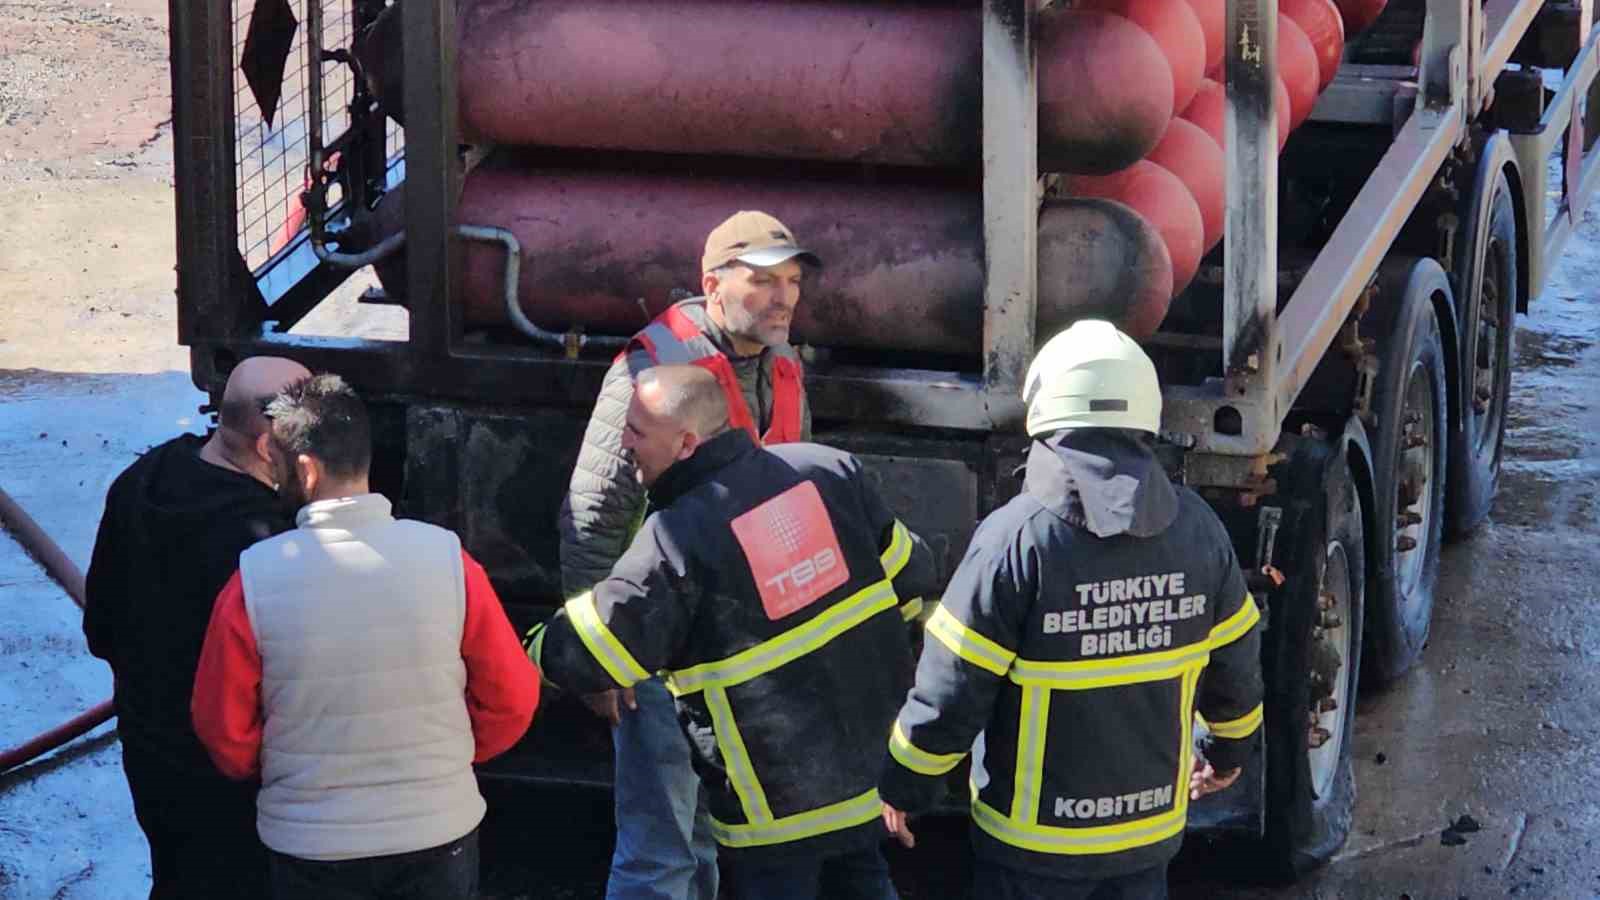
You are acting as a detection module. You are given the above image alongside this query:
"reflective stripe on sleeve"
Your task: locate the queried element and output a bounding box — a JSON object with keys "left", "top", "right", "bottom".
{"left": 925, "top": 606, "right": 1017, "bottom": 677}
{"left": 1209, "top": 593, "right": 1261, "bottom": 648}
{"left": 880, "top": 520, "right": 913, "bottom": 579}
{"left": 705, "top": 686, "right": 774, "bottom": 825}
{"left": 710, "top": 788, "right": 884, "bottom": 849}
{"left": 664, "top": 580, "right": 898, "bottom": 696}
{"left": 565, "top": 592, "right": 651, "bottom": 687}
{"left": 888, "top": 721, "right": 965, "bottom": 776}
{"left": 1206, "top": 703, "right": 1264, "bottom": 739}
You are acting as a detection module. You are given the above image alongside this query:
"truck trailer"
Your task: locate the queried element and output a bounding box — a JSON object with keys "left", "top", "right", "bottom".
{"left": 168, "top": 0, "right": 1600, "bottom": 877}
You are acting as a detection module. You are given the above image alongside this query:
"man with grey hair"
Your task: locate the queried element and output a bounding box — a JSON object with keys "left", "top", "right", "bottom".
{"left": 86, "top": 356, "right": 310, "bottom": 899}
{"left": 532, "top": 365, "right": 936, "bottom": 899}
{"left": 561, "top": 211, "right": 819, "bottom": 900}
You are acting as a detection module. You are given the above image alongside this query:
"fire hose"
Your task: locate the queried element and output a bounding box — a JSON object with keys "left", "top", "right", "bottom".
{"left": 0, "top": 487, "right": 115, "bottom": 774}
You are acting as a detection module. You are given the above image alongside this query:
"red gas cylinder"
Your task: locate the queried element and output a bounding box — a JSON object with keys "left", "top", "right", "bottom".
{"left": 1147, "top": 118, "right": 1225, "bottom": 253}
{"left": 1283, "top": 0, "right": 1346, "bottom": 91}
{"left": 1063, "top": 161, "right": 1206, "bottom": 296}
{"left": 1335, "top": 0, "right": 1388, "bottom": 36}
{"left": 1279, "top": 15, "right": 1322, "bottom": 130}
{"left": 1039, "top": 198, "right": 1175, "bottom": 340}
{"left": 457, "top": 0, "right": 981, "bottom": 167}
{"left": 1075, "top": 0, "right": 1206, "bottom": 113}
{"left": 1187, "top": 0, "right": 1225, "bottom": 76}
{"left": 457, "top": 0, "right": 1172, "bottom": 175}
{"left": 378, "top": 164, "right": 1176, "bottom": 354}
{"left": 1038, "top": 10, "right": 1175, "bottom": 174}
{"left": 1181, "top": 77, "right": 1292, "bottom": 152}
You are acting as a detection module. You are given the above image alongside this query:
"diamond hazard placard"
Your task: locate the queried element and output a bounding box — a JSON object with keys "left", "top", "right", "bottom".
{"left": 731, "top": 481, "right": 850, "bottom": 620}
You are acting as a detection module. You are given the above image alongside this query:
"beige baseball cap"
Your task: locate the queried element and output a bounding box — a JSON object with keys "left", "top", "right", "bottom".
{"left": 701, "top": 210, "right": 821, "bottom": 274}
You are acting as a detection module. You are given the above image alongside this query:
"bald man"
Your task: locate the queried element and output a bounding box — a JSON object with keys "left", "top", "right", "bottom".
{"left": 86, "top": 355, "right": 310, "bottom": 900}
{"left": 529, "top": 366, "right": 938, "bottom": 900}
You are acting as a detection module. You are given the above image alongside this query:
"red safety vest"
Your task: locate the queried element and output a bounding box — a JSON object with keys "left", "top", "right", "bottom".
{"left": 622, "top": 300, "right": 805, "bottom": 445}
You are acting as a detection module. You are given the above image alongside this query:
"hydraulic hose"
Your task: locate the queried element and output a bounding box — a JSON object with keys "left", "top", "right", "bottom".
{"left": 0, "top": 486, "right": 115, "bottom": 774}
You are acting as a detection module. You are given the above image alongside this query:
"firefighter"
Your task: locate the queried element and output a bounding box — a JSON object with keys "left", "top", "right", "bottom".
{"left": 530, "top": 364, "right": 937, "bottom": 899}
{"left": 878, "top": 320, "right": 1264, "bottom": 900}
{"left": 560, "top": 210, "right": 817, "bottom": 900}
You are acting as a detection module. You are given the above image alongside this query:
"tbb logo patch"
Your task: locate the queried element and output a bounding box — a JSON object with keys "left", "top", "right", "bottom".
{"left": 731, "top": 481, "right": 850, "bottom": 620}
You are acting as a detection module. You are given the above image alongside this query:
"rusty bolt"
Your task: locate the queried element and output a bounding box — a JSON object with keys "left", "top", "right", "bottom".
{"left": 1396, "top": 535, "right": 1418, "bottom": 552}
{"left": 1397, "top": 510, "right": 1422, "bottom": 527}
{"left": 1403, "top": 432, "right": 1428, "bottom": 450}
{"left": 1318, "top": 696, "right": 1339, "bottom": 714}
{"left": 1308, "top": 727, "right": 1332, "bottom": 749}
{"left": 1320, "top": 612, "right": 1344, "bottom": 630}
{"left": 1318, "top": 591, "right": 1336, "bottom": 611}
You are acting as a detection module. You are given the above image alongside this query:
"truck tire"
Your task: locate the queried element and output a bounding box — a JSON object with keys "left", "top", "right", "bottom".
{"left": 1361, "top": 260, "right": 1450, "bottom": 685}
{"left": 1261, "top": 440, "right": 1365, "bottom": 879}
{"left": 1447, "top": 170, "right": 1517, "bottom": 537}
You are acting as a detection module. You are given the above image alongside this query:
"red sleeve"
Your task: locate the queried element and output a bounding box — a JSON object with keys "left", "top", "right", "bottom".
{"left": 191, "top": 571, "right": 264, "bottom": 780}
{"left": 461, "top": 551, "right": 541, "bottom": 763}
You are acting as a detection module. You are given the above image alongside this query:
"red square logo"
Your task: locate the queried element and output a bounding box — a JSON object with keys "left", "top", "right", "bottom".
{"left": 730, "top": 481, "right": 851, "bottom": 620}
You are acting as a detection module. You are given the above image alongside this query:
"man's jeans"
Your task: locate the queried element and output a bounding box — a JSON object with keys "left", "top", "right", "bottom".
{"left": 724, "top": 845, "right": 899, "bottom": 900}
{"left": 608, "top": 677, "right": 718, "bottom": 900}
{"left": 267, "top": 828, "right": 478, "bottom": 900}
{"left": 973, "top": 860, "right": 1168, "bottom": 900}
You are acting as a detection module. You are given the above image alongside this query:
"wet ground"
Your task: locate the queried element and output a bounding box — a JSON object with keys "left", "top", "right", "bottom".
{"left": 7, "top": 3, "right": 1600, "bottom": 899}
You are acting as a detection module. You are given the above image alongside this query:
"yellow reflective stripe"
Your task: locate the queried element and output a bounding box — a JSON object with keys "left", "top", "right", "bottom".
{"left": 972, "top": 799, "right": 1186, "bottom": 855}
{"left": 1176, "top": 666, "right": 1200, "bottom": 820}
{"left": 566, "top": 593, "right": 650, "bottom": 687}
{"left": 705, "top": 686, "right": 773, "bottom": 824}
{"left": 710, "top": 788, "right": 883, "bottom": 849}
{"left": 1011, "top": 686, "right": 1050, "bottom": 823}
{"left": 1207, "top": 703, "right": 1264, "bottom": 739}
{"left": 888, "top": 721, "right": 965, "bottom": 776}
{"left": 524, "top": 624, "right": 547, "bottom": 667}
{"left": 900, "top": 596, "right": 925, "bottom": 622}
{"left": 880, "top": 520, "right": 912, "bottom": 579}
{"left": 1209, "top": 594, "right": 1261, "bottom": 648}
{"left": 926, "top": 606, "right": 1016, "bottom": 677}
{"left": 1009, "top": 643, "right": 1212, "bottom": 690}
{"left": 665, "top": 581, "right": 897, "bottom": 696}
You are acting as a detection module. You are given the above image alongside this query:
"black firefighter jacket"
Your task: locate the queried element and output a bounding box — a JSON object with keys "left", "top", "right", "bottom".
{"left": 879, "top": 430, "right": 1264, "bottom": 881}
{"left": 532, "top": 429, "right": 938, "bottom": 863}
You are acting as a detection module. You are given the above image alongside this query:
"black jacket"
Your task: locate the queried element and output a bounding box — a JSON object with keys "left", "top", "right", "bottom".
{"left": 880, "top": 431, "right": 1263, "bottom": 880}
{"left": 534, "top": 429, "right": 937, "bottom": 863}
{"left": 84, "top": 434, "right": 294, "bottom": 771}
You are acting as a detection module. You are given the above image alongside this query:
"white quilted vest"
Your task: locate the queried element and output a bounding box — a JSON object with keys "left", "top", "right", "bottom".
{"left": 239, "top": 493, "right": 483, "bottom": 860}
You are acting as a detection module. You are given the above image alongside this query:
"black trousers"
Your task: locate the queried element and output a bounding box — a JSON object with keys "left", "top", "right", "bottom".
{"left": 973, "top": 860, "right": 1168, "bottom": 900}
{"left": 725, "top": 844, "right": 899, "bottom": 900}
{"left": 267, "top": 828, "right": 479, "bottom": 900}
{"left": 120, "top": 742, "right": 267, "bottom": 900}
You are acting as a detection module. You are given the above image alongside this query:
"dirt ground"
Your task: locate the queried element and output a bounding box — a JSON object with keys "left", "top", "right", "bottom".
{"left": 6, "top": 1, "right": 1600, "bottom": 899}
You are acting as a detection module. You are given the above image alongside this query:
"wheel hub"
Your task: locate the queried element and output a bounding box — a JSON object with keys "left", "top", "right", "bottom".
{"left": 1394, "top": 362, "right": 1436, "bottom": 599}
{"left": 1307, "top": 541, "right": 1353, "bottom": 798}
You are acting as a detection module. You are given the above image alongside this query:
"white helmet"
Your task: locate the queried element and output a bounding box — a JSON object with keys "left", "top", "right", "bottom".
{"left": 1023, "top": 319, "right": 1162, "bottom": 437}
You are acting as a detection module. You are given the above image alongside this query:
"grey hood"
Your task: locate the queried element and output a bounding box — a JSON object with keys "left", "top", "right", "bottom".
{"left": 1023, "top": 429, "right": 1179, "bottom": 539}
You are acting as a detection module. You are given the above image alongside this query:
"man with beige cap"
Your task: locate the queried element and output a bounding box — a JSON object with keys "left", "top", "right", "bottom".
{"left": 559, "top": 211, "right": 819, "bottom": 900}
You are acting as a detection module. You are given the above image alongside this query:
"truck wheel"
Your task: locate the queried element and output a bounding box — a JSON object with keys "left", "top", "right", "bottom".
{"left": 1261, "top": 441, "right": 1364, "bottom": 878}
{"left": 1447, "top": 171, "right": 1517, "bottom": 537}
{"left": 1362, "top": 260, "right": 1450, "bottom": 685}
